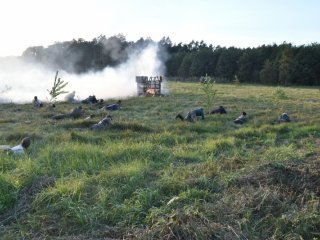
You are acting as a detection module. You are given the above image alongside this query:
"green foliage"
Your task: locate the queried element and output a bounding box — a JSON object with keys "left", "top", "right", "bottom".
{"left": 47, "top": 71, "right": 68, "bottom": 102}
{"left": 200, "top": 74, "right": 217, "bottom": 112}
{"left": 178, "top": 53, "right": 194, "bottom": 78}
{"left": 260, "top": 59, "right": 278, "bottom": 84}
{"left": 278, "top": 47, "right": 295, "bottom": 85}
{"left": 215, "top": 47, "right": 242, "bottom": 80}
{"left": 273, "top": 86, "right": 288, "bottom": 100}
{"left": 0, "top": 175, "right": 17, "bottom": 214}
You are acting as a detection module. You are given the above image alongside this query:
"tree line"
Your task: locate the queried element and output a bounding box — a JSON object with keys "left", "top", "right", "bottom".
{"left": 22, "top": 35, "right": 320, "bottom": 85}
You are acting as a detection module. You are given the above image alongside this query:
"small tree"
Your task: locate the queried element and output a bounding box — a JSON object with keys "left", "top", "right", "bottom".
{"left": 272, "top": 86, "right": 288, "bottom": 115}
{"left": 47, "top": 71, "right": 68, "bottom": 102}
{"left": 273, "top": 86, "right": 288, "bottom": 100}
{"left": 200, "top": 74, "right": 217, "bottom": 113}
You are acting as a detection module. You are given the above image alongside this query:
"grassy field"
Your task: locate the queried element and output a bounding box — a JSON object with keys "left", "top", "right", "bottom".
{"left": 0, "top": 82, "right": 319, "bottom": 239}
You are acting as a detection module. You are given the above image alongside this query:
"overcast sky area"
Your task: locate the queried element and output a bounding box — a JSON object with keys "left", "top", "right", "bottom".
{"left": 0, "top": 0, "right": 319, "bottom": 57}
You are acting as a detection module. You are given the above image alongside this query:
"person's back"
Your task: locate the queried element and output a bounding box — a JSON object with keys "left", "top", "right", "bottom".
{"left": 1, "top": 137, "right": 31, "bottom": 155}
{"left": 98, "top": 116, "right": 112, "bottom": 126}
{"left": 33, "top": 96, "right": 43, "bottom": 108}
{"left": 234, "top": 112, "right": 247, "bottom": 124}
{"left": 82, "top": 95, "right": 97, "bottom": 104}
{"left": 279, "top": 113, "right": 290, "bottom": 122}
{"left": 192, "top": 108, "right": 205, "bottom": 120}
{"left": 64, "top": 91, "right": 76, "bottom": 103}
{"left": 210, "top": 106, "right": 227, "bottom": 114}
{"left": 176, "top": 107, "right": 204, "bottom": 122}
{"left": 185, "top": 111, "right": 196, "bottom": 122}
{"left": 105, "top": 100, "right": 121, "bottom": 111}
{"left": 91, "top": 115, "right": 112, "bottom": 130}
{"left": 273, "top": 112, "right": 291, "bottom": 124}
{"left": 89, "top": 95, "right": 98, "bottom": 104}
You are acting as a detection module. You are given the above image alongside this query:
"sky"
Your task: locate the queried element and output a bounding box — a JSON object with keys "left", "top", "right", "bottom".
{"left": 0, "top": 0, "right": 319, "bottom": 57}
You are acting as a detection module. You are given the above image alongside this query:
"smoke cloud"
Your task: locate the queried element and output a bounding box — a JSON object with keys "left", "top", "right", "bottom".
{"left": 0, "top": 43, "right": 166, "bottom": 104}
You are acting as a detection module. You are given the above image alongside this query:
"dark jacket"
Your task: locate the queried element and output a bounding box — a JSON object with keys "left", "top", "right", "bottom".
{"left": 210, "top": 106, "right": 227, "bottom": 114}
{"left": 176, "top": 108, "right": 205, "bottom": 122}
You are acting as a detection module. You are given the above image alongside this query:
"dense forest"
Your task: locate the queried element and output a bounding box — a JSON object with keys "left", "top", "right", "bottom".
{"left": 21, "top": 34, "right": 320, "bottom": 85}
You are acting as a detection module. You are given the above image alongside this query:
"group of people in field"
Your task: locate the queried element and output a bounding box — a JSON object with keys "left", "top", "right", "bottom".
{"left": 1, "top": 92, "right": 123, "bottom": 155}
{"left": 32, "top": 93, "right": 121, "bottom": 129}
{"left": 2, "top": 91, "right": 291, "bottom": 155}
{"left": 175, "top": 105, "right": 290, "bottom": 125}
{"left": 175, "top": 106, "right": 246, "bottom": 124}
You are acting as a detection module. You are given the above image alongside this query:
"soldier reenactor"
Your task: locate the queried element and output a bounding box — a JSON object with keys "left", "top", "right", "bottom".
{"left": 176, "top": 108, "right": 205, "bottom": 122}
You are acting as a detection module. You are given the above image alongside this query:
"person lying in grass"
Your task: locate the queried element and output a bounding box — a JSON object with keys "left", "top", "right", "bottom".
{"left": 210, "top": 106, "right": 227, "bottom": 114}
{"left": 103, "top": 100, "right": 122, "bottom": 111}
{"left": 176, "top": 108, "right": 205, "bottom": 122}
{"left": 51, "top": 106, "right": 83, "bottom": 120}
{"left": 90, "top": 115, "right": 112, "bottom": 130}
{"left": 0, "top": 137, "right": 31, "bottom": 155}
{"left": 234, "top": 112, "right": 247, "bottom": 124}
{"left": 272, "top": 112, "right": 291, "bottom": 124}
{"left": 81, "top": 95, "right": 98, "bottom": 104}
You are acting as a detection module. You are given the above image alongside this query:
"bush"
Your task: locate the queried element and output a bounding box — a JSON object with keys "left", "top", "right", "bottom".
{"left": 200, "top": 74, "right": 217, "bottom": 112}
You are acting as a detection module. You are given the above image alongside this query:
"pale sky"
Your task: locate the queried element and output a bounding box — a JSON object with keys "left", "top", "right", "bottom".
{"left": 0, "top": 0, "right": 319, "bottom": 57}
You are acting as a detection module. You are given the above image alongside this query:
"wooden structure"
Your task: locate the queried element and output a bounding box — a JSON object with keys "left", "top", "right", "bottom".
{"left": 136, "top": 76, "right": 162, "bottom": 96}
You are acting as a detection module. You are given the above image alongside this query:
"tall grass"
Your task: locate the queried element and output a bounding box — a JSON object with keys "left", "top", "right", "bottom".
{"left": 0, "top": 82, "right": 319, "bottom": 239}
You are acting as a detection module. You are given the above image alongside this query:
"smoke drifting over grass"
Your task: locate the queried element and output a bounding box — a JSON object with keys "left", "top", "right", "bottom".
{"left": 0, "top": 43, "right": 165, "bottom": 104}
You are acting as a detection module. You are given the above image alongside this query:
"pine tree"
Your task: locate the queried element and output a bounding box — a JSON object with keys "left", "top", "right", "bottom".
{"left": 47, "top": 71, "right": 68, "bottom": 102}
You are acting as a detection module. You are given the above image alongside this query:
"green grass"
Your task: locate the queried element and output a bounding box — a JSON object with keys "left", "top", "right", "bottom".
{"left": 0, "top": 82, "right": 319, "bottom": 239}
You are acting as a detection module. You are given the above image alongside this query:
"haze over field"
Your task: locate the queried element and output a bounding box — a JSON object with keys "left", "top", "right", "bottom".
{"left": 0, "top": 43, "right": 164, "bottom": 103}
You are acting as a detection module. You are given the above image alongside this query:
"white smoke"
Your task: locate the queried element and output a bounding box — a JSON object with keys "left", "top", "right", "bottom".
{"left": 0, "top": 43, "right": 166, "bottom": 104}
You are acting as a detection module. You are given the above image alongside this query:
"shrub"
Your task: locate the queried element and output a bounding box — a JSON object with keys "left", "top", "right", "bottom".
{"left": 199, "top": 74, "right": 217, "bottom": 112}
{"left": 47, "top": 71, "right": 68, "bottom": 102}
